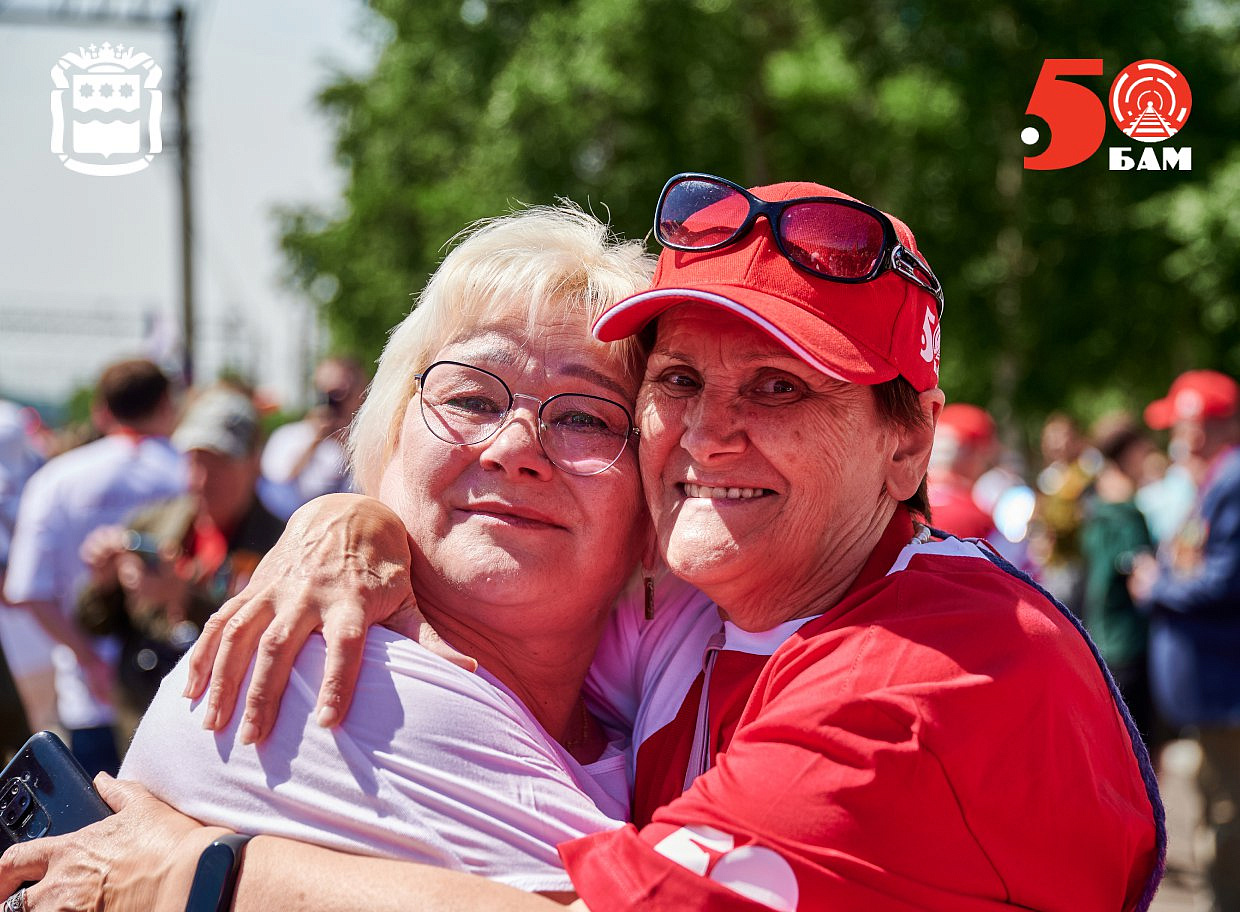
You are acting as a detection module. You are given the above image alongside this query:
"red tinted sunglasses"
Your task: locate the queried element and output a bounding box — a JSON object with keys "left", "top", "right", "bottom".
{"left": 654, "top": 173, "right": 944, "bottom": 314}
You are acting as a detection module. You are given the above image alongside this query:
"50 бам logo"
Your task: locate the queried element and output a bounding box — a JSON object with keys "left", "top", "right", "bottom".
{"left": 1022, "top": 59, "right": 1192, "bottom": 172}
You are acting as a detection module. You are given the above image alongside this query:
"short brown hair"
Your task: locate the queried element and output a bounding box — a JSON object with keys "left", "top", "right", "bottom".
{"left": 871, "top": 376, "right": 931, "bottom": 519}
{"left": 96, "top": 359, "right": 170, "bottom": 423}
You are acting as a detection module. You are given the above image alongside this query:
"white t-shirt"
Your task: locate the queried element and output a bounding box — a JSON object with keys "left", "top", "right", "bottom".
{"left": 259, "top": 420, "right": 352, "bottom": 520}
{"left": 585, "top": 575, "right": 819, "bottom": 814}
{"left": 122, "top": 627, "right": 629, "bottom": 892}
{"left": 584, "top": 575, "right": 716, "bottom": 753}
{"left": 0, "top": 403, "right": 55, "bottom": 680}
{"left": 3, "top": 434, "right": 185, "bottom": 727}
{"left": 0, "top": 400, "right": 43, "bottom": 570}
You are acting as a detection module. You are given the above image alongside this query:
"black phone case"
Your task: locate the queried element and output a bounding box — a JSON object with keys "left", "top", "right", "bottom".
{"left": 0, "top": 731, "right": 112, "bottom": 851}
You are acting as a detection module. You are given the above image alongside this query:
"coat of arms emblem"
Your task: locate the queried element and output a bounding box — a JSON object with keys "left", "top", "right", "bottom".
{"left": 50, "top": 42, "right": 163, "bottom": 176}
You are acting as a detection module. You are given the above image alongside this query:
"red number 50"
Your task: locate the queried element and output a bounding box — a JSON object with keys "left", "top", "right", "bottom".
{"left": 1023, "top": 59, "right": 1105, "bottom": 170}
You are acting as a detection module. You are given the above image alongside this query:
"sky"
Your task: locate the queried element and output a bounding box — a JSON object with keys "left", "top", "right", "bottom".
{"left": 0, "top": 1, "right": 381, "bottom": 415}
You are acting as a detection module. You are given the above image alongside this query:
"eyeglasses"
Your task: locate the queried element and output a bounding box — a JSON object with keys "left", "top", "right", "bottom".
{"left": 654, "top": 172, "right": 944, "bottom": 314}
{"left": 415, "top": 361, "right": 639, "bottom": 477}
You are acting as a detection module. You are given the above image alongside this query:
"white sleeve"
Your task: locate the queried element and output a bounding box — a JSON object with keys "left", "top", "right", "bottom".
{"left": 583, "top": 575, "right": 714, "bottom": 737}
{"left": 257, "top": 424, "right": 312, "bottom": 520}
{"left": 2, "top": 467, "right": 62, "bottom": 605}
{"left": 122, "top": 629, "right": 623, "bottom": 893}
{"left": 259, "top": 422, "right": 312, "bottom": 484}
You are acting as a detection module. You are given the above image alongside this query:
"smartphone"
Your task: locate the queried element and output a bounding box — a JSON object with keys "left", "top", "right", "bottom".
{"left": 0, "top": 731, "right": 112, "bottom": 851}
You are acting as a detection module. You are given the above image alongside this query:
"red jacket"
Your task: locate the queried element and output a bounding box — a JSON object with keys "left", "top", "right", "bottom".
{"left": 564, "top": 513, "right": 1161, "bottom": 911}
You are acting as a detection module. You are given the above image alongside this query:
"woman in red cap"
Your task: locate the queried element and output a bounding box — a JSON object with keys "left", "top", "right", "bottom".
{"left": 2, "top": 177, "right": 1163, "bottom": 912}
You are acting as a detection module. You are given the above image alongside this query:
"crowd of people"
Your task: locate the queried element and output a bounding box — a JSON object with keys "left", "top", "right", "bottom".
{"left": 0, "top": 172, "right": 1227, "bottom": 911}
{"left": 0, "top": 356, "right": 364, "bottom": 773}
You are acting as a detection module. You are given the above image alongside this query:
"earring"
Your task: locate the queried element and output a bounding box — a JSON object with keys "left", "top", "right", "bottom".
{"left": 644, "top": 575, "right": 655, "bottom": 621}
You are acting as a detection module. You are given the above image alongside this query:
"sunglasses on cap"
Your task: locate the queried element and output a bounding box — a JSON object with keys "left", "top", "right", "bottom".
{"left": 654, "top": 173, "right": 945, "bottom": 315}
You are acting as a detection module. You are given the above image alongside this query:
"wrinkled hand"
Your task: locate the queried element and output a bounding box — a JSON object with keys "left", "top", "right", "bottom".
{"left": 183, "top": 493, "right": 466, "bottom": 745}
{"left": 0, "top": 775, "right": 225, "bottom": 912}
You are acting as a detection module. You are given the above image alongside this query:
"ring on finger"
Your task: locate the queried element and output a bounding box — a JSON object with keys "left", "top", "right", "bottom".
{"left": 3, "top": 887, "right": 26, "bottom": 912}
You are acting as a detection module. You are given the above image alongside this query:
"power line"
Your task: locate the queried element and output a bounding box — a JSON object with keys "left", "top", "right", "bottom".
{"left": 0, "top": 304, "right": 146, "bottom": 336}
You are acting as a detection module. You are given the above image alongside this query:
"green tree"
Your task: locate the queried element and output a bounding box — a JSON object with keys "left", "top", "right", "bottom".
{"left": 280, "top": 0, "right": 1240, "bottom": 441}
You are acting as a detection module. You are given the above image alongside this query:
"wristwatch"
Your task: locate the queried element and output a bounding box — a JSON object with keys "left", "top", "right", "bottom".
{"left": 184, "top": 833, "right": 253, "bottom": 912}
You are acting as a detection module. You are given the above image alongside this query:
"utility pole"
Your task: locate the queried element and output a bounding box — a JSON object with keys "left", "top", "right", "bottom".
{"left": 0, "top": 1, "right": 197, "bottom": 384}
{"left": 172, "top": 3, "right": 194, "bottom": 383}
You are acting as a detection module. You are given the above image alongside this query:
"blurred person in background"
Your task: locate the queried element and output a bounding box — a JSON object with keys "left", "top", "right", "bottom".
{"left": 1, "top": 358, "right": 185, "bottom": 775}
{"left": 0, "top": 402, "right": 44, "bottom": 545}
{"left": 75, "top": 387, "right": 284, "bottom": 739}
{"left": 1130, "top": 369, "right": 1240, "bottom": 912}
{"left": 974, "top": 453, "right": 1038, "bottom": 573}
{"left": 1030, "top": 411, "right": 1100, "bottom": 611}
{"left": 1080, "top": 413, "right": 1157, "bottom": 749}
{"left": 259, "top": 356, "right": 366, "bottom": 520}
{"left": 927, "top": 402, "right": 999, "bottom": 540}
{"left": 0, "top": 399, "right": 43, "bottom": 755}
{"left": 927, "top": 403, "right": 1035, "bottom": 570}
{"left": 1136, "top": 425, "right": 1201, "bottom": 548}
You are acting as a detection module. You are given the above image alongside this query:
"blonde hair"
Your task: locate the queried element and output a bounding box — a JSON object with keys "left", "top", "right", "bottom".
{"left": 348, "top": 202, "right": 656, "bottom": 494}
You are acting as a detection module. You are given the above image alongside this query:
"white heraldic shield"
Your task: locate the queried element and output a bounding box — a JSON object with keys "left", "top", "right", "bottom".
{"left": 51, "top": 42, "right": 164, "bottom": 177}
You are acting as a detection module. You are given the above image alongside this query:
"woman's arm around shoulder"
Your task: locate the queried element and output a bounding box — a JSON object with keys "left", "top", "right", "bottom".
{"left": 0, "top": 775, "right": 592, "bottom": 912}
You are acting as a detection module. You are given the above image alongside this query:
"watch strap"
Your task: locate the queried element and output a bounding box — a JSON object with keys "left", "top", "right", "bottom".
{"left": 184, "top": 833, "right": 253, "bottom": 912}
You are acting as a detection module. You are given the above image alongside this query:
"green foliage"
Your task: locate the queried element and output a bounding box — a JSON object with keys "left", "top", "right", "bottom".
{"left": 280, "top": 0, "right": 1240, "bottom": 444}
{"left": 1142, "top": 148, "right": 1240, "bottom": 372}
{"left": 63, "top": 384, "right": 95, "bottom": 429}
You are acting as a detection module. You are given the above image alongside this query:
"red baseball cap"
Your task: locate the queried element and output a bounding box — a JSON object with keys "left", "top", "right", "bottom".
{"left": 592, "top": 179, "right": 942, "bottom": 391}
{"left": 938, "top": 403, "right": 996, "bottom": 445}
{"left": 1144, "top": 370, "right": 1239, "bottom": 429}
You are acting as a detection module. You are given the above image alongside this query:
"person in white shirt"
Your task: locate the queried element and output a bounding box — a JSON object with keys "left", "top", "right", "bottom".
{"left": 259, "top": 356, "right": 366, "bottom": 520}
{"left": 0, "top": 398, "right": 47, "bottom": 749}
{"left": 2, "top": 359, "right": 185, "bottom": 774}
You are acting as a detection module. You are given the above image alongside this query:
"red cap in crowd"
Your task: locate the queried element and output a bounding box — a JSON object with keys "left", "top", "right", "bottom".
{"left": 592, "top": 180, "right": 943, "bottom": 392}
{"left": 1144, "top": 370, "right": 1239, "bottom": 430}
{"left": 938, "top": 403, "right": 996, "bottom": 446}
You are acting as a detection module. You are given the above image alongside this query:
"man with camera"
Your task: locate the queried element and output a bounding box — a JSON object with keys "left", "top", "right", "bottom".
{"left": 258, "top": 356, "right": 366, "bottom": 520}
{"left": 76, "top": 387, "right": 284, "bottom": 735}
